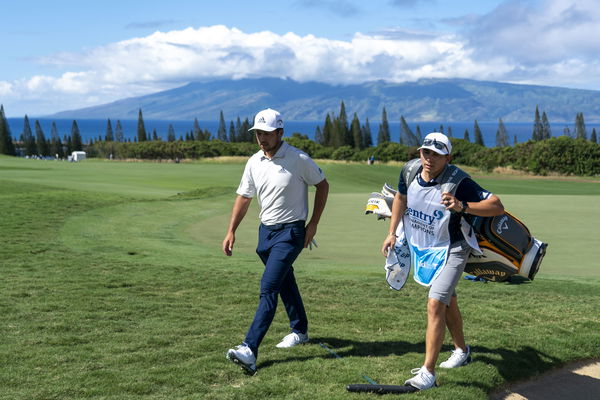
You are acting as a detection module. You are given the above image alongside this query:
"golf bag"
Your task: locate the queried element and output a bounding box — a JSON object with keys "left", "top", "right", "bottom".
{"left": 464, "top": 212, "right": 547, "bottom": 282}
{"left": 366, "top": 182, "right": 548, "bottom": 283}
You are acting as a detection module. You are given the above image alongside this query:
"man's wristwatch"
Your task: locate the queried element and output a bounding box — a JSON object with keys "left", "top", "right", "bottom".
{"left": 461, "top": 200, "right": 469, "bottom": 214}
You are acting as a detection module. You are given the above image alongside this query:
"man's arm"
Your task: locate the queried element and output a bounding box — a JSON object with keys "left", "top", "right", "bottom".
{"left": 381, "top": 191, "right": 407, "bottom": 257}
{"left": 441, "top": 193, "right": 504, "bottom": 217}
{"left": 304, "top": 179, "right": 329, "bottom": 248}
{"left": 222, "top": 195, "right": 252, "bottom": 256}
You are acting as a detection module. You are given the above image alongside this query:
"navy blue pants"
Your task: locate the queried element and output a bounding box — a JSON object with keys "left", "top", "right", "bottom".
{"left": 244, "top": 220, "right": 307, "bottom": 357}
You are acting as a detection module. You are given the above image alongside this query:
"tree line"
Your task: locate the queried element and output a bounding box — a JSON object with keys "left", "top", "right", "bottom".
{"left": 0, "top": 103, "right": 598, "bottom": 160}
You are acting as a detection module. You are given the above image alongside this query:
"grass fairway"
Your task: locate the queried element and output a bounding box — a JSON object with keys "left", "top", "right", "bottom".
{"left": 1, "top": 155, "right": 599, "bottom": 399}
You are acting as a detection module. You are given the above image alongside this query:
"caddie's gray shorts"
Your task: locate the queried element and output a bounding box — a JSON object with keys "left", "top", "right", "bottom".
{"left": 429, "top": 240, "right": 471, "bottom": 306}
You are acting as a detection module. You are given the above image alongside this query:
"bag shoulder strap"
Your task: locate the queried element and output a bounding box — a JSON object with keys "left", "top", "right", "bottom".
{"left": 401, "top": 159, "right": 469, "bottom": 196}
{"left": 439, "top": 164, "right": 470, "bottom": 195}
{"left": 401, "top": 158, "right": 422, "bottom": 189}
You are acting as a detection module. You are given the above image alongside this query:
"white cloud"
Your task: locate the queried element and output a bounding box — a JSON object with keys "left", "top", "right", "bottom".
{"left": 462, "top": 0, "right": 600, "bottom": 83}
{"left": 3, "top": 1, "right": 600, "bottom": 116}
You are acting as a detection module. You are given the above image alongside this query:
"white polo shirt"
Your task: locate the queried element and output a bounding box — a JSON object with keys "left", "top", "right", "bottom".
{"left": 237, "top": 141, "right": 326, "bottom": 225}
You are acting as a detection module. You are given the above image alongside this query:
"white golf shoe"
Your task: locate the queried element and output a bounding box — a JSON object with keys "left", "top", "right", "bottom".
{"left": 404, "top": 366, "right": 437, "bottom": 390}
{"left": 226, "top": 344, "right": 257, "bottom": 374}
{"left": 439, "top": 345, "right": 471, "bottom": 368}
{"left": 276, "top": 332, "right": 309, "bottom": 348}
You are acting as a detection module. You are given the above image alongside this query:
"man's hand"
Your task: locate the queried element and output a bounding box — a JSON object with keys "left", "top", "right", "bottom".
{"left": 304, "top": 221, "right": 318, "bottom": 248}
{"left": 222, "top": 232, "right": 235, "bottom": 256}
{"left": 381, "top": 234, "right": 396, "bottom": 257}
{"left": 441, "top": 192, "right": 463, "bottom": 213}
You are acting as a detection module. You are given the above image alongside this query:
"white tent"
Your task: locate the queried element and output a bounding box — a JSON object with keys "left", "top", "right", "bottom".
{"left": 71, "top": 151, "right": 86, "bottom": 161}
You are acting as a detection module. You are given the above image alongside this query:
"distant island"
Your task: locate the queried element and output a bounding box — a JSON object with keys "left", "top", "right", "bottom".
{"left": 48, "top": 77, "right": 600, "bottom": 123}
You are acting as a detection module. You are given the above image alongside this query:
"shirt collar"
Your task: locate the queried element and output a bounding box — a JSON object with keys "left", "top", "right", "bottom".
{"left": 261, "top": 141, "right": 288, "bottom": 161}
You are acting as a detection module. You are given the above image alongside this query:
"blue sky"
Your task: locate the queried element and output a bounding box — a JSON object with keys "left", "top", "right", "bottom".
{"left": 2, "top": 0, "right": 599, "bottom": 116}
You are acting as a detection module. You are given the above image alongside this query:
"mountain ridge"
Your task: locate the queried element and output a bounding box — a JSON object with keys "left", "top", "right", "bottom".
{"left": 48, "top": 77, "right": 600, "bottom": 122}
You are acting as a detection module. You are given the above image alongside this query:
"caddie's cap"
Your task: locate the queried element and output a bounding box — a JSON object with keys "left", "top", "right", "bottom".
{"left": 249, "top": 108, "right": 284, "bottom": 132}
{"left": 418, "top": 132, "right": 452, "bottom": 155}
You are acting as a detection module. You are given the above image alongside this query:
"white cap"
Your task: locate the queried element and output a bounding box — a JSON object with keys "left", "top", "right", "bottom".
{"left": 418, "top": 132, "right": 452, "bottom": 155}
{"left": 249, "top": 108, "right": 284, "bottom": 132}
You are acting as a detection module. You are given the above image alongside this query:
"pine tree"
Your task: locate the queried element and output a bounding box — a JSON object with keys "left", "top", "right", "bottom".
{"left": 439, "top": 124, "right": 444, "bottom": 134}
{"left": 193, "top": 118, "right": 202, "bottom": 140}
{"left": 377, "top": 107, "right": 390, "bottom": 144}
{"left": 532, "top": 106, "right": 543, "bottom": 141}
{"left": 105, "top": 119, "right": 114, "bottom": 141}
{"left": 217, "top": 111, "right": 227, "bottom": 141}
{"left": 591, "top": 128, "right": 597, "bottom": 143}
{"left": 35, "top": 120, "right": 49, "bottom": 156}
{"left": 495, "top": 118, "right": 509, "bottom": 147}
{"left": 235, "top": 117, "right": 242, "bottom": 142}
{"left": 514, "top": 135, "right": 518, "bottom": 146}
{"left": 241, "top": 118, "right": 251, "bottom": 142}
{"left": 350, "top": 113, "right": 362, "bottom": 149}
{"left": 21, "top": 115, "right": 36, "bottom": 156}
{"left": 152, "top": 129, "right": 159, "bottom": 141}
{"left": 315, "top": 126, "right": 324, "bottom": 145}
{"left": 337, "top": 101, "right": 350, "bottom": 147}
{"left": 49, "top": 122, "right": 63, "bottom": 158}
{"left": 541, "top": 111, "right": 552, "bottom": 139}
{"left": 167, "top": 124, "right": 176, "bottom": 142}
{"left": 575, "top": 112, "right": 587, "bottom": 139}
{"left": 137, "top": 109, "right": 147, "bottom": 142}
{"left": 71, "top": 120, "right": 83, "bottom": 151}
{"left": 474, "top": 120, "right": 484, "bottom": 146}
{"left": 463, "top": 128, "right": 470, "bottom": 142}
{"left": 66, "top": 135, "right": 73, "bottom": 155}
{"left": 447, "top": 126, "right": 453, "bottom": 138}
{"left": 228, "top": 121, "right": 236, "bottom": 142}
{"left": 415, "top": 125, "right": 422, "bottom": 144}
{"left": 323, "top": 114, "right": 333, "bottom": 146}
{"left": 400, "top": 115, "right": 419, "bottom": 146}
{"left": 115, "top": 120, "right": 124, "bottom": 142}
{"left": 362, "top": 117, "right": 373, "bottom": 148}
{"left": 0, "top": 105, "right": 16, "bottom": 155}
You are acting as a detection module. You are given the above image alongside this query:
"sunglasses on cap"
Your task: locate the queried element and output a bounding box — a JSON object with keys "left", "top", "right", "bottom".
{"left": 422, "top": 138, "right": 449, "bottom": 153}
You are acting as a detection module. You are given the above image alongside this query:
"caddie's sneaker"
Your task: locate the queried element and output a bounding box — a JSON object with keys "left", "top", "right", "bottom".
{"left": 276, "top": 332, "right": 309, "bottom": 348}
{"left": 226, "top": 344, "right": 257, "bottom": 374}
{"left": 404, "top": 366, "right": 437, "bottom": 390}
{"left": 439, "top": 345, "right": 471, "bottom": 368}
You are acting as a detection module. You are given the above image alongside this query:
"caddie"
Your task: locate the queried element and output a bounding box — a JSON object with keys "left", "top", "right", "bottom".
{"left": 381, "top": 132, "right": 504, "bottom": 390}
{"left": 223, "top": 108, "right": 329, "bottom": 374}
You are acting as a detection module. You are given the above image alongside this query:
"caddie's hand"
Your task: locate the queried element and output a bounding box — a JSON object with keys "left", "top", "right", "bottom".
{"left": 381, "top": 234, "right": 396, "bottom": 257}
{"left": 441, "top": 192, "right": 463, "bottom": 213}
{"left": 304, "top": 221, "right": 318, "bottom": 248}
{"left": 222, "top": 232, "right": 235, "bottom": 256}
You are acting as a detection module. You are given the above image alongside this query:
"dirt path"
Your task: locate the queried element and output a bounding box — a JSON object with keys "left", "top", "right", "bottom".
{"left": 490, "top": 359, "right": 600, "bottom": 399}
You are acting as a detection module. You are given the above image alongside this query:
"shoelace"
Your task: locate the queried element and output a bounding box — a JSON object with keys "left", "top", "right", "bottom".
{"left": 410, "top": 367, "right": 423, "bottom": 375}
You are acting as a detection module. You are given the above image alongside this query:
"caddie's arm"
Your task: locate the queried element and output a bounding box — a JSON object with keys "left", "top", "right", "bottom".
{"left": 222, "top": 195, "right": 252, "bottom": 256}
{"left": 381, "top": 191, "right": 407, "bottom": 257}
{"left": 462, "top": 194, "right": 504, "bottom": 216}
{"left": 304, "top": 179, "right": 329, "bottom": 248}
{"left": 442, "top": 191, "right": 504, "bottom": 217}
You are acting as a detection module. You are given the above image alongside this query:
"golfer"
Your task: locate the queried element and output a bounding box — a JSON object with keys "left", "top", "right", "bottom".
{"left": 223, "top": 108, "right": 329, "bottom": 374}
{"left": 381, "top": 132, "right": 504, "bottom": 390}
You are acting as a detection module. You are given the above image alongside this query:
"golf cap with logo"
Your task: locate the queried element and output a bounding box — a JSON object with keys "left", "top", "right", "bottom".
{"left": 249, "top": 108, "right": 284, "bottom": 132}
{"left": 418, "top": 132, "right": 452, "bottom": 155}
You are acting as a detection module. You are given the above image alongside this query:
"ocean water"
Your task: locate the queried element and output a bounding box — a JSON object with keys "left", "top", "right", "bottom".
{"left": 6, "top": 117, "right": 598, "bottom": 148}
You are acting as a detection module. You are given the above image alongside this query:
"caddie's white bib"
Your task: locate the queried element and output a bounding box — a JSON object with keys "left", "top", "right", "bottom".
{"left": 405, "top": 180, "right": 452, "bottom": 286}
